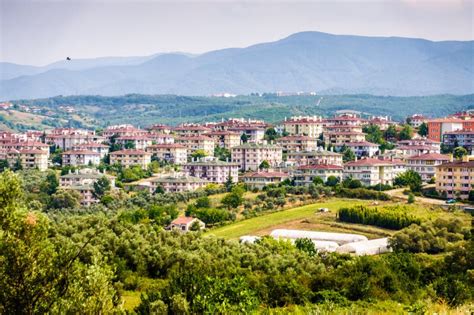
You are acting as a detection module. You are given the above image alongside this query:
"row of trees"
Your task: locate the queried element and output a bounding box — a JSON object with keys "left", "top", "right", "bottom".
{"left": 338, "top": 205, "right": 421, "bottom": 230}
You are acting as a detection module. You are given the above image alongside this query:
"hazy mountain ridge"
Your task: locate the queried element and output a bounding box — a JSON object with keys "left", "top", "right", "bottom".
{"left": 1, "top": 31, "right": 473, "bottom": 100}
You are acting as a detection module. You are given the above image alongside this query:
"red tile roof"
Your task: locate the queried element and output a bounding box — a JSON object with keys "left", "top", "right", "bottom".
{"left": 297, "top": 164, "right": 343, "bottom": 170}
{"left": 344, "top": 157, "right": 398, "bottom": 166}
{"left": 407, "top": 153, "right": 451, "bottom": 161}
{"left": 110, "top": 149, "right": 151, "bottom": 155}
{"left": 171, "top": 217, "right": 197, "bottom": 225}
{"left": 243, "top": 171, "right": 288, "bottom": 178}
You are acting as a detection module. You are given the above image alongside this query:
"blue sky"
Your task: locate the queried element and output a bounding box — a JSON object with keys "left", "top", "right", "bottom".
{"left": 1, "top": 0, "right": 473, "bottom": 66}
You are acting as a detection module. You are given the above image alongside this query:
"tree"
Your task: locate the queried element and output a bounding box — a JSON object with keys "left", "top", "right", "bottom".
{"left": 41, "top": 171, "right": 59, "bottom": 195}
{"left": 124, "top": 140, "right": 135, "bottom": 149}
{"left": 93, "top": 176, "right": 111, "bottom": 199}
{"left": 394, "top": 170, "right": 422, "bottom": 192}
{"left": 214, "top": 147, "right": 231, "bottom": 161}
{"left": 453, "top": 146, "right": 468, "bottom": 159}
{"left": 12, "top": 158, "right": 23, "bottom": 171}
{"left": 241, "top": 133, "right": 249, "bottom": 143}
{"left": 191, "top": 149, "right": 207, "bottom": 160}
{"left": 325, "top": 175, "right": 340, "bottom": 187}
{"left": 264, "top": 128, "right": 279, "bottom": 142}
{"left": 407, "top": 192, "right": 415, "bottom": 204}
{"left": 259, "top": 160, "right": 270, "bottom": 170}
{"left": 195, "top": 196, "right": 211, "bottom": 209}
{"left": 312, "top": 176, "right": 324, "bottom": 185}
{"left": 0, "top": 159, "right": 9, "bottom": 172}
{"left": 418, "top": 122, "right": 428, "bottom": 137}
{"left": 225, "top": 175, "right": 234, "bottom": 192}
{"left": 384, "top": 125, "right": 398, "bottom": 141}
{"left": 295, "top": 238, "right": 317, "bottom": 257}
{"left": 50, "top": 189, "right": 81, "bottom": 209}
{"left": 221, "top": 186, "right": 245, "bottom": 210}
{"left": 363, "top": 125, "right": 383, "bottom": 144}
{"left": 343, "top": 149, "right": 356, "bottom": 163}
{"left": 189, "top": 220, "right": 202, "bottom": 231}
{"left": 398, "top": 125, "right": 413, "bottom": 140}
{"left": 0, "top": 170, "right": 117, "bottom": 313}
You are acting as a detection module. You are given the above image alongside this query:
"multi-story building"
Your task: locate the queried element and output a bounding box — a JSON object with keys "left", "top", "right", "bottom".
{"left": 435, "top": 155, "right": 474, "bottom": 200}
{"left": 286, "top": 148, "right": 343, "bottom": 166}
{"left": 102, "top": 125, "right": 148, "bottom": 140}
{"left": 343, "top": 157, "right": 404, "bottom": 186}
{"left": 443, "top": 130, "right": 474, "bottom": 154}
{"left": 183, "top": 158, "right": 239, "bottom": 184}
{"left": 406, "top": 153, "right": 451, "bottom": 182}
{"left": 293, "top": 164, "right": 343, "bottom": 186}
{"left": 116, "top": 136, "right": 153, "bottom": 150}
{"left": 231, "top": 143, "right": 283, "bottom": 171}
{"left": 60, "top": 168, "right": 115, "bottom": 206}
{"left": 0, "top": 140, "right": 50, "bottom": 153}
{"left": 110, "top": 149, "right": 151, "bottom": 169}
{"left": 0, "top": 149, "right": 49, "bottom": 171}
{"left": 146, "top": 144, "right": 188, "bottom": 164}
{"left": 205, "top": 131, "right": 241, "bottom": 148}
{"left": 45, "top": 129, "right": 104, "bottom": 151}
{"left": 175, "top": 136, "right": 215, "bottom": 156}
{"left": 147, "top": 124, "right": 172, "bottom": 135}
{"left": 173, "top": 124, "right": 212, "bottom": 137}
{"left": 143, "top": 175, "right": 209, "bottom": 193}
{"left": 427, "top": 118, "right": 474, "bottom": 142}
{"left": 276, "top": 136, "right": 318, "bottom": 153}
{"left": 282, "top": 116, "right": 324, "bottom": 138}
{"left": 395, "top": 138, "right": 441, "bottom": 157}
{"left": 323, "top": 131, "right": 366, "bottom": 146}
{"left": 409, "top": 114, "right": 427, "bottom": 128}
{"left": 147, "top": 133, "right": 175, "bottom": 145}
{"left": 368, "top": 116, "right": 395, "bottom": 131}
{"left": 212, "top": 118, "right": 267, "bottom": 143}
{"left": 71, "top": 143, "right": 109, "bottom": 158}
{"left": 336, "top": 141, "right": 379, "bottom": 157}
{"left": 61, "top": 150, "right": 101, "bottom": 166}
{"left": 242, "top": 171, "right": 289, "bottom": 189}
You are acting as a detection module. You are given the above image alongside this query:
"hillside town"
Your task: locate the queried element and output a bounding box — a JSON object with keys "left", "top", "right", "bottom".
{"left": 1, "top": 110, "right": 473, "bottom": 206}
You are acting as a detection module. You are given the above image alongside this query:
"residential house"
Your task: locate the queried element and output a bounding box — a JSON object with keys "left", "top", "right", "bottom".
{"left": 110, "top": 149, "right": 151, "bottom": 169}
{"left": 146, "top": 144, "right": 188, "bottom": 164}
{"left": 231, "top": 143, "right": 283, "bottom": 171}
{"left": 435, "top": 155, "right": 474, "bottom": 199}
{"left": 406, "top": 153, "right": 451, "bottom": 182}
{"left": 242, "top": 171, "right": 289, "bottom": 189}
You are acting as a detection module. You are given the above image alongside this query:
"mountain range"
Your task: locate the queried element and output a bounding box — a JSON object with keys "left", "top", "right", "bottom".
{"left": 1, "top": 31, "right": 473, "bottom": 100}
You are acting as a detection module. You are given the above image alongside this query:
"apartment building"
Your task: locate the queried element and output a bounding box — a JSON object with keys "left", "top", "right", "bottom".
{"left": 173, "top": 124, "right": 212, "bottom": 136}
{"left": 175, "top": 135, "right": 215, "bottom": 156}
{"left": 110, "top": 149, "right": 151, "bottom": 169}
{"left": 60, "top": 168, "right": 115, "bottom": 206}
{"left": 409, "top": 114, "right": 427, "bottom": 128}
{"left": 0, "top": 149, "right": 49, "bottom": 171}
{"left": 276, "top": 135, "right": 318, "bottom": 153}
{"left": 286, "top": 148, "right": 343, "bottom": 166}
{"left": 102, "top": 125, "right": 148, "bottom": 140}
{"left": 116, "top": 135, "right": 153, "bottom": 150}
{"left": 144, "top": 175, "right": 209, "bottom": 193}
{"left": 293, "top": 164, "right": 343, "bottom": 186}
{"left": 146, "top": 143, "right": 188, "bottom": 164}
{"left": 343, "top": 157, "right": 404, "bottom": 186}
{"left": 183, "top": 158, "right": 239, "bottom": 183}
{"left": 337, "top": 141, "right": 379, "bottom": 158}
{"left": 231, "top": 143, "right": 283, "bottom": 171}
{"left": 395, "top": 138, "right": 441, "bottom": 157}
{"left": 406, "top": 153, "right": 451, "bottom": 182}
{"left": 205, "top": 130, "right": 241, "bottom": 148}
{"left": 282, "top": 116, "right": 324, "bottom": 138}
{"left": 443, "top": 130, "right": 474, "bottom": 154}
{"left": 242, "top": 171, "right": 289, "bottom": 189}
{"left": 72, "top": 143, "right": 109, "bottom": 158}
{"left": 427, "top": 118, "right": 474, "bottom": 142}
{"left": 61, "top": 150, "right": 101, "bottom": 166}
{"left": 435, "top": 155, "right": 474, "bottom": 200}
{"left": 46, "top": 129, "right": 104, "bottom": 151}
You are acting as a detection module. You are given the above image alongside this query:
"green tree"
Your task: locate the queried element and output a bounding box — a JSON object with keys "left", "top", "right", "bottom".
{"left": 363, "top": 124, "right": 384, "bottom": 144}
{"left": 384, "top": 125, "right": 398, "bottom": 141}
{"left": 312, "top": 176, "right": 324, "bottom": 185}
{"left": 264, "top": 128, "right": 279, "bottom": 142}
{"left": 12, "top": 158, "right": 23, "bottom": 171}
{"left": 224, "top": 175, "right": 234, "bottom": 192}
{"left": 191, "top": 149, "right": 207, "bottom": 160}
{"left": 343, "top": 149, "right": 356, "bottom": 163}
{"left": 398, "top": 125, "right": 414, "bottom": 140}
{"left": 418, "top": 122, "right": 428, "bottom": 137}
{"left": 453, "top": 146, "right": 468, "bottom": 159}
{"left": 214, "top": 147, "right": 231, "bottom": 161}
{"left": 259, "top": 160, "right": 270, "bottom": 170}
{"left": 295, "top": 238, "right": 317, "bottom": 257}
{"left": 50, "top": 189, "right": 81, "bottom": 209}
{"left": 394, "top": 170, "right": 422, "bottom": 192}
{"left": 41, "top": 171, "right": 59, "bottom": 195}
{"left": 221, "top": 185, "right": 245, "bottom": 210}
{"left": 325, "top": 175, "right": 340, "bottom": 187}
{"left": 240, "top": 133, "right": 249, "bottom": 143}
{"left": 93, "top": 176, "right": 111, "bottom": 199}
{"left": 195, "top": 196, "right": 211, "bottom": 209}
{"left": 0, "top": 159, "right": 9, "bottom": 172}
{"left": 407, "top": 192, "right": 415, "bottom": 204}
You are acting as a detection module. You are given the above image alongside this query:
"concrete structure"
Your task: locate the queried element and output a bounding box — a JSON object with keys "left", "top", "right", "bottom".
{"left": 183, "top": 158, "right": 239, "bottom": 184}
{"left": 427, "top": 118, "right": 474, "bottom": 142}
{"left": 406, "top": 153, "right": 451, "bottom": 182}
{"left": 242, "top": 171, "right": 289, "bottom": 189}
{"left": 282, "top": 116, "right": 324, "bottom": 138}
{"left": 205, "top": 130, "right": 241, "bottom": 148}
{"left": 173, "top": 124, "right": 212, "bottom": 136}
{"left": 102, "top": 125, "right": 148, "bottom": 140}
{"left": 409, "top": 114, "right": 427, "bottom": 128}
{"left": 116, "top": 136, "right": 153, "bottom": 150}
{"left": 175, "top": 135, "right": 215, "bottom": 156}
{"left": 343, "top": 157, "right": 405, "bottom": 186}
{"left": 62, "top": 150, "right": 101, "bottom": 166}
{"left": 231, "top": 143, "right": 283, "bottom": 171}
{"left": 146, "top": 144, "right": 188, "bottom": 165}
{"left": 0, "top": 149, "right": 49, "bottom": 171}
{"left": 145, "top": 175, "right": 209, "bottom": 193}
{"left": 46, "top": 129, "right": 104, "bottom": 151}
{"left": 435, "top": 155, "right": 474, "bottom": 200}
{"left": 293, "top": 164, "right": 343, "bottom": 186}
{"left": 443, "top": 130, "right": 474, "bottom": 154}
{"left": 286, "top": 148, "right": 343, "bottom": 166}
{"left": 60, "top": 168, "right": 115, "bottom": 206}
{"left": 276, "top": 135, "right": 318, "bottom": 153}
{"left": 336, "top": 141, "right": 379, "bottom": 157}
{"left": 110, "top": 149, "right": 151, "bottom": 169}
{"left": 395, "top": 138, "right": 441, "bottom": 157}
{"left": 72, "top": 143, "right": 109, "bottom": 158}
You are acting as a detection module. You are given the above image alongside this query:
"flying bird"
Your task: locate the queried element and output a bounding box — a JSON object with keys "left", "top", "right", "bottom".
{"left": 66, "top": 57, "right": 71, "bottom": 61}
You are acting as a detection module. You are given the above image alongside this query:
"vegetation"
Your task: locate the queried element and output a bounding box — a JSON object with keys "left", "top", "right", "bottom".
{"left": 338, "top": 205, "right": 421, "bottom": 230}
{"left": 394, "top": 170, "right": 422, "bottom": 192}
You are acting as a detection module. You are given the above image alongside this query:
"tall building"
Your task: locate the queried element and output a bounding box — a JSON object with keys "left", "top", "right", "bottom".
{"left": 435, "top": 155, "right": 474, "bottom": 199}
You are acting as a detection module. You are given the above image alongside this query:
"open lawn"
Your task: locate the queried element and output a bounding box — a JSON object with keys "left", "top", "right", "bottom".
{"left": 205, "top": 198, "right": 472, "bottom": 240}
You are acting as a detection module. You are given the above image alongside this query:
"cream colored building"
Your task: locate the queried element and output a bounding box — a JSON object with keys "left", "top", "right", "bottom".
{"left": 406, "top": 153, "right": 451, "bottom": 182}
{"left": 0, "top": 149, "right": 49, "bottom": 171}
{"left": 110, "top": 149, "right": 151, "bottom": 169}
{"left": 242, "top": 171, "right": 289, "bottom": 189}
{"left": 175, "top": 136, "right": 215, "bottom": 156}
{"left": 286, "top": 148, "right": 343, "bottom": 166}
{"left": 343, "top": 157, "right": 405, "bottom": 186}
{"left": 282, "top": 116, "right": 324, "bottom": 137}
{"left": 146, "top": 144, "right": 188, "bottom": 164}
{"left": 435, "top": 155, "right": 474, "bottom": 200}
{"left": 293, "top": 164, "right": 343, "bottom": 186}
{"left": 62, "top": 150, "right": 101, "bottom": 166}
{"left": 231, "top": 143, "right": 283, "bottom": 171}
{"left": 276, "top": 136, "right": 318, "bottom": 153}
{"left": 205, "top": 131, "right": 241, "bottom": 148}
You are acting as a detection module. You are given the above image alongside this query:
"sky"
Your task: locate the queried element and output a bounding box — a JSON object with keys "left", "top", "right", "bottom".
{"left": 1, "top": 0, "right": 473, "bottom": 66}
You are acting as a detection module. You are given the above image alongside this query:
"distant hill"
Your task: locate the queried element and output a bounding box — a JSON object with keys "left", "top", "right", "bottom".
{"left": 1, "top": 31, "right": 473, "bottom": 100}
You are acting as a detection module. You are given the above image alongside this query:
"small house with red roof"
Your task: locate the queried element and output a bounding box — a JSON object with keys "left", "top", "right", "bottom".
{"left": 168, "top": 217, "right": 205, "bottom": 232}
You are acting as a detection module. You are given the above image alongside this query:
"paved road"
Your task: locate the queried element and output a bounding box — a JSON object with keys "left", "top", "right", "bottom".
{"left": 385, "top": 188, "right": 469, "bottom": 207}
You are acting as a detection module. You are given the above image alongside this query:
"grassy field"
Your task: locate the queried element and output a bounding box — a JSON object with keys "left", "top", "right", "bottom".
{"left": 205, "top": 198, "right": 472, "bottom": 240}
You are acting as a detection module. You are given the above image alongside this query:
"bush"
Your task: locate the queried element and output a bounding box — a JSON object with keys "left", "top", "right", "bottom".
{"left": 338, "top": 205, "right": 421, "bottom": 230}
{"left": 336, "top": 188, "right": 391, "bottom": 201}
